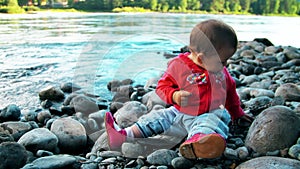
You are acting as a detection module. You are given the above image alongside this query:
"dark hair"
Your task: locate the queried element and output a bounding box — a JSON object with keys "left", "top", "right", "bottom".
{"left": 189, "top": 19, "right": 238, "bottom": 54}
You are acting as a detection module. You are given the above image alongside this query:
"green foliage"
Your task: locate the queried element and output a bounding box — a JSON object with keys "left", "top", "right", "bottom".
{"left": 0, "top": 5, "right": 25, "bottom": 13}
{"left": 23, "top": 5, "right": 40, "bottom": 11}
{"left": 112, "top": 6, "right": 151, "bottom": 12}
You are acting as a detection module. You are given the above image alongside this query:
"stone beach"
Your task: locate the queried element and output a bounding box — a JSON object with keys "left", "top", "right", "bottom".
{"left": 1, "top": 40, "right": 300, "bottom": 169}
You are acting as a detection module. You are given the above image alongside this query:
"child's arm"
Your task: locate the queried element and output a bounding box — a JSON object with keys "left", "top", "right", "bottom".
{"left": 156, "top": 72, "right": 180, "bottom": 105}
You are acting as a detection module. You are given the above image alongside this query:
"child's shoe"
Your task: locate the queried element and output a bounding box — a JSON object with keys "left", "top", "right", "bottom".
{"left": 105, "top": 112, "right": 127, "bottom": 150}
{"left": 179, "top": 133, "right": 226, "bottom": 159}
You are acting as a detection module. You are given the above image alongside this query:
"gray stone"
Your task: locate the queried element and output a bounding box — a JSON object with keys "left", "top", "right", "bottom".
{"left": 284, "top": 48, "right": 300, "bottom": 60}
{"left": 69, "top": 95, "right": 99, "bottom": 115}
{"left": 81, "top": 162, "right": 98, "bottom": 169}
{"left": 36, "top": 150, "right": 54, "bottom": 157}
{"left": 249, "top": 80, "right": 272, "bottom": 89}
{"left": 249, "top": 88, "right": 274, "bottom": 98}
{"left": 245, "top": 106, "right": 300, "bottom": 154}
{"left": 171, "top": 156, "right": 194, "bottom": 169}
{"left": 60, "top": 82, "right": 81, "bottom": 93}
{"left": 275, "top": 83, "right": 300, "bottom": 101}
{"left": 91, "top": 131, "right": 109, "bottom": 154}
{"left": 22, "top": 154, "right": 77, "bottom": 169}
{"left": 98, "top": 150, "right": 123, "bottom": 158}
{"left": 122, "top": 142, "right": 145, "bottom": 158}
{"left": 224, "top": 147, "right": 239, "bottom": 160}
{"left": 114, "top": 101, "right": 147, "bottom": 128}
{"left": 147, "top": 149, "right": 178, "bottom": 166}
{"left": 244, "top": 96, "right": 273, "bottom": 114}
{"left": 240, "top": 75, "right": 260, "bottom": 85}
{"left": 22, "top": 109, "right": 38, "bottom": 121}
{"left": 18, "top": 128, "right": 58, "bottom": 152}
{"left": 0, "top": 104, "right": 21, "bottom": 122}
{"left": 236, "top": 156, "right": 300, "bottom": 169}
{"left": 107, "top": 80, "right": 122, "bottom": 92}
{"left": 264, "top": 46, "right": 278, "bottom": 55}
{"left": 0, "top": 142, "right": 27, "bottom": 169}
{"left": 39, "top": 86, "right": 65, "bottom": 101}
{"left": 50, "top": 117, "right": 87, "bottom": 153}
{"left": 0, "top": 121, "right": 33, "bottom": 141}
{"left": 288, "top": 144, "right": 300, "bottom": 160}
{"left": 236, "top": 146, "right": 249, "bottom": 160}
{"left": 142, "top": 91, "right": 166, "bottom": 111}
{"left": 36, "top": 111, "right": 51, "bottom": 124}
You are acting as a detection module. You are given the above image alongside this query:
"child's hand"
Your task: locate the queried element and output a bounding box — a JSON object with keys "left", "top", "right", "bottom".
{"left": 172, "top": 90, "right": 192, "bottom": 107}
{"left": 235, "top": 114, "right": 254, "bottom": 127}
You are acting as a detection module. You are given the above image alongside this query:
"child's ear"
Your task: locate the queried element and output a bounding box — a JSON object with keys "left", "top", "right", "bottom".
{"left": 196, "top": 52, "right": 205, "bottom": 64}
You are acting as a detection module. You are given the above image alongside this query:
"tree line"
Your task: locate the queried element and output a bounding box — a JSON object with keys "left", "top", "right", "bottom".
{"left": 72, "top": 0, "right": 300, "bottom": 15}
{"left": 1, "top": 0, "right": 299, "bottom": 15}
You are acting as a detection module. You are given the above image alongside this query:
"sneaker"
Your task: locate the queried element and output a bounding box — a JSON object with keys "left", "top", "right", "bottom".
{"left": 105, "top": 112, "right": 127, "bottom": 150}
{"left": 179, "top": 133, "right": 226, "bottom": 159}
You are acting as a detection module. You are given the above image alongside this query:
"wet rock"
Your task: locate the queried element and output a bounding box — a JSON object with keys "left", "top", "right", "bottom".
{"left": 0, "top": 104, "right": 21, "bottom": 122}
{"left": 39, "top": 86, "right": 65, "bottom": 101}
{"left": 69, "top": 95, "right": 99, "bottom": 115}
{"left": 50, "top": 117, "right": 87, "bottom": 153}
{"left": 21, "top": 154, "right": 77, "bottom": 169}
{"left": 245, "top": 106, "right": 300, "bottom": 154}
{"left": 114, "top": 101, "right": 147, "bottom": 128}
{"left": 147, "top": 149, "right": 178, "bottom": 166}
{"left": 18, "top": 128, "right": 58, "bottom": 152}
{"left": 236, "top": 156, "right": 300, "bottom": 169}
{"left": 275, "top": 83, "right": 300, "bottom": 101}
{"left": 60, "top": 82, "right": 81, "bottom": 93}
{"left": 0, "top": 142, "right": 27, "bottom": 169}
{"left": 171, "top": 156, "right": 194, "bottom": 169}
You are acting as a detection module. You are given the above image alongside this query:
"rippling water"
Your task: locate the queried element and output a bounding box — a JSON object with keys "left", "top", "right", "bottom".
{"left": 0, "top": 12, "right": 299, "bottom": 109}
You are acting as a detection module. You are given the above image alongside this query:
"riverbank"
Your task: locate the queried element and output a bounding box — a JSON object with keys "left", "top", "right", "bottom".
{"left": 0, "top": 39, "right": 300, "bottom": 169}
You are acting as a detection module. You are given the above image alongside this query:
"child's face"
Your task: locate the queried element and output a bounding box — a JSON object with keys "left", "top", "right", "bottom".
{"left": 199, "top": 47, "right": 235, "bottom": 72}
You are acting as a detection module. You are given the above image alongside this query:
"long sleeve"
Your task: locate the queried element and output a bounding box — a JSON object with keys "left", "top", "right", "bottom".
{"left": 225, "top": 70, "right": 245, "bottom": 120}
{"left": 156, "top": 71, "right": 180, "bottom": 105}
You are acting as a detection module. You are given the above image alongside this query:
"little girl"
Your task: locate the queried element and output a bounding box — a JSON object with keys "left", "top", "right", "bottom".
{"left": 105, "top": 19, "right": 253, "bottom": 159}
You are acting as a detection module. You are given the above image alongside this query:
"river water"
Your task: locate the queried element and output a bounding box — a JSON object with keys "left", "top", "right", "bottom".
{"left": 0, "top": 12, "right": 299, "bottom": 109}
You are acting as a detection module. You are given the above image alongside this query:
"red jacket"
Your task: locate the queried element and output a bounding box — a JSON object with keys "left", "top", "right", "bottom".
{"left": 156, "top": 53, "right": 245, "bottom": 120}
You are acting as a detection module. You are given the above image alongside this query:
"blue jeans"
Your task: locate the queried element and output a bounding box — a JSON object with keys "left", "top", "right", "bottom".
{"left": 134, "top": 106, "right": 231, "bottom": 140}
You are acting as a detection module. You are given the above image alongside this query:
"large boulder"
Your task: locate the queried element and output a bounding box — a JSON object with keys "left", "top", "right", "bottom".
{"left": 50, "top": 117, "right": 87, "bottom": 153}
{"left": 245, "top": 106, "right": 300, "bottom": 154}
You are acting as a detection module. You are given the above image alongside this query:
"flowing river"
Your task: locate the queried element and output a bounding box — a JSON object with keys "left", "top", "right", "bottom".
{"left": 0, "top": 12, "right": 299, "bottom": 109}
